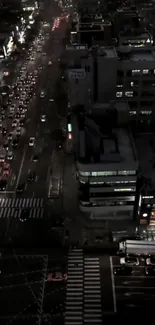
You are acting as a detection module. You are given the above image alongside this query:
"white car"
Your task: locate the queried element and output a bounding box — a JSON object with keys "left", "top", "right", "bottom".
{"left": 48, "top": 61, "right": 52, "bottom": 65}
{"left": 146, "top": 256, "right": 155, "bottom": 265}
{"left": 0, "top": 153, "right": 5, "bottom": 162}
{"left": 120, "top": 256, "right": 139, "bottom": 266}
{"left": 29, "top": 137, "right": 35, "bottom": 147}
{"left": 40, "top": 91, "right": 45, "bottom": 98}
{"left": 7, "top": 150, "right": 13, "bottom": 160}
{"left": 41, "top": 115, "right": 46, "bottom": 122}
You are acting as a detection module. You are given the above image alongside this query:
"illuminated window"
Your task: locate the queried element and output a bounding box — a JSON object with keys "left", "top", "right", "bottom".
{"left": 129, "top": 111, "right": 136, "bottom": 115}
{"left": 117, "top": 84, "right": 123, "bottom": 88}
{"left": 79, "top": 171, "right": 90, "bottom": 176}
{"left": 125, "top": 91, "right": 133, "bottom": 97}
{"left": 91, "top": 171, "right": 117, "bottom": 176}
{"left": 140, "top": 110, "right": 152, "bottom": 115}
{"left": 116, "top": 91, "right": 122, "bottom": 98}
{"left": 132, "top": 69, "right": 140, "bottom": 75}
{"left": 143, "top": 69, "right": 149, "bottom": 74}
{"left": 118, "top": 170, "right": 136, "bottom": 176}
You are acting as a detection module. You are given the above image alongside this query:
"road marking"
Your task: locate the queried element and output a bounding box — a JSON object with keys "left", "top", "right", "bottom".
{"left": 110, "top": 256, "right": 117, "bottom": 313}
{"left": 0, "top": 191, "right": 14, "bottom": 194}
{"left": 123, "top": 280, "right": 142, "bottom": 284}
{"left": 117, "top": 286, "right": 155, "bottom": 289}
{"left": 113, "top": 265, "right": 145, "bottom": 268}
{"left": 124, "top": 292, "right": 144, "bottom": 296}
{"left": 15, "top": 150, "right": 26, "bottom": 190}
{"left": 10, "top": 174, "right": 16, "bottom": 186}
{"left": 114, "top": 275, "right": 155, "bottom": 278}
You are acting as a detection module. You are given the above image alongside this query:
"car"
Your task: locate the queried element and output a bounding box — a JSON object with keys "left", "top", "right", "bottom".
{"left": 0, "top": 179, "right": 7, "bottom": 191}
{"left": 27, "top": 171, "right": 36, "bottom": 182}
{"left": 145, "top": 266, "right": 155, "bottom": 276}
{"left": 0, "top": 120, "right": 2, "bottom": 128}
{"left": 7, "top": 150, "right": 13, "bottom": 160}
{"left": 12, "top": 138, "right": 19, "bottom": 148}
{"left": 3, "top": 163, "right": 10, "bottom": 176}
{"left": 16, "top": 128, "right": 21, "bottom": 136}
{"left": 40, "top": 115, "right": 46, "bottom": 122}
{"left": 19, "top": 208, "right": 30, "bottom": 222}
{"left": 16, "top": 183, "right": 26, "bottom": 193}
{"left": 29, "top": 137, "right": 35, "bottom": 147}
{"left": 3, "top": 141, "right": 9, "bottom": 151}
{"left": 15, "top": 113, "right": 20, "bottom": 119}
{"left": 114, "top": 266, "right": 133, "bottom": 276}
{"left": 8, "top": 113, "right": 13, "bottom": 119}
{"left": 0, "top": 153, "right": 5, "bottom": 163}
{"left": 12, "top": 120, "right": 18, "bottom": 128}
{"left": 49, "top": 98, "right": 54, "bottom": 102}
{"left": 18, "top": 104, "right": 23, "bottom": 111}
{"left": 2, "top": 127, "right": 7, "bottom": 135}
{"left": 120, "top": 256, "right": 139, "bottom": 266}
{"left": 19, "top": 119, "right": 25, "bottom": 126}
{"left": 57, "top": 141, "right": 62, "bottom": 149}
{"left": 47, "top": 272, "right": 67, "bottom": 282}
{"left": 146, "top": 256, "right": 155, "bottom": 265}
{"left": 48, "top": 61, "right": 52, "bottom": 65}
{"left": 32, "top": 155, "right": 39, "bottom": 162}
{"left": 1, "top": 112, "right": 5, "bottom": 120}
{"left": 8, "top": 133, "right": 13, "bottom": 141}
{"left": 40, "top": 91, "right": 45, "bottom": 98}
{"left": 10, "top": 104, "right": 16, "bottom": 112}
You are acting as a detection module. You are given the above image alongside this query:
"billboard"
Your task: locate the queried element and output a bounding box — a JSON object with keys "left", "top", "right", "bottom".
{"left": 68, "top": 69, "right": 85, "bottom": 79}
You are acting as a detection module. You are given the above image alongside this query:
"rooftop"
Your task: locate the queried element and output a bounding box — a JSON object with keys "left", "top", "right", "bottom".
{"left": 78, "top": 114, "right": 137, "bottom": 170}
{"left": 97, "top": 46, "right": 117, "bottom": 58}
{"left": 119, "top": 31, "right": 150, "bottom": 39}
{"left": 129, "top": 49, "right": 155, "bottom": 61}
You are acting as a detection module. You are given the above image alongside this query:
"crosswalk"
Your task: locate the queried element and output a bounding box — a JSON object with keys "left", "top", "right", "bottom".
{"left": 65, "top": 249, "right": 84, "bottom": 325}
{"left": 0, "top": 198, "right": 44, "bottom": 219}
{"left": 65, "top": 249, "right": 102, "bottom": 325}
{"left": 84, "top": 257, "right": 102, "bottom": 325}
{"left": 0, "top": 198, "right": 43, "bottom": 208}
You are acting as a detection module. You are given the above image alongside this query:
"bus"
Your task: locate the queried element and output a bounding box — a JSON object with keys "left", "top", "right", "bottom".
{"left": 118, "top": 240, "right": 155, "bottom": 256}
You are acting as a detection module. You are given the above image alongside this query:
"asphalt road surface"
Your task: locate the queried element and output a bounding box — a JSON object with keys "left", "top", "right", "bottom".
{"left": 0, "top": 251, "right": 67, "bottom": 325}
{"left": 7, "top": 19, "right": 68, "bottom": 199}
{"left": 0, "top": 7, "right": 70, "bottom": 246}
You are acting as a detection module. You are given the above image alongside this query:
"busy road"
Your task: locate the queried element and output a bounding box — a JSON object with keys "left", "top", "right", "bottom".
{"left": 0, "top": 10, "right": 69, "bottom": 231}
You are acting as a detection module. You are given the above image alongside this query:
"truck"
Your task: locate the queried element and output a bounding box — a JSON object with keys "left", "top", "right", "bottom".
{"left": 118, "top": 240, "right": 155, "bottom": 256}
{"left": 48, "top": 177, "right": 61, "bottom": 198}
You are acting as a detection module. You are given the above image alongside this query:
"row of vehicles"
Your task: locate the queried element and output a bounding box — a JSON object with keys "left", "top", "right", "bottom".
{"left": 0, "top": 26, "right": 46, "bottom": 191}
{"left": 114, "top": 239, "right": 155, "bottom": 276}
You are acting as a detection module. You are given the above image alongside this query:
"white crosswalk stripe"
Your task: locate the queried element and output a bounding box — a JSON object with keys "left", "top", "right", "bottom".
{"left": 0, "top": 198, "right": 44, "bottom": 219}
{"left": 84, "top": 257, "right": 102, "bottom": 325}
{"left": 65, "top": 249, "right": 84, "bottom": 325}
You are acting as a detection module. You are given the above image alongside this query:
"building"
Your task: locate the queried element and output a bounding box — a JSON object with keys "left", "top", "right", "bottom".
{"left": 75, "top": 102, "right": 138, "bottom": 226}
{"left": 71, "top": 13, "right": 112, "bottom": 46}
{"left": 134, "top": 134, "right": 155, "bottom": 227}
{"left": 67, "top": 44, "right": 155, "bottom": 130}
{"left": 118, "top": 29, "right": 153, "bottom": 48}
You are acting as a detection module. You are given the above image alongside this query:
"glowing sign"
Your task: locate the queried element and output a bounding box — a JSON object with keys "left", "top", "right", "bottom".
{"left": 68, "top": 123, "right": 72, "bottom": 132}
{"left": 68, "top": 69, "right": 85, "bottom": 79}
